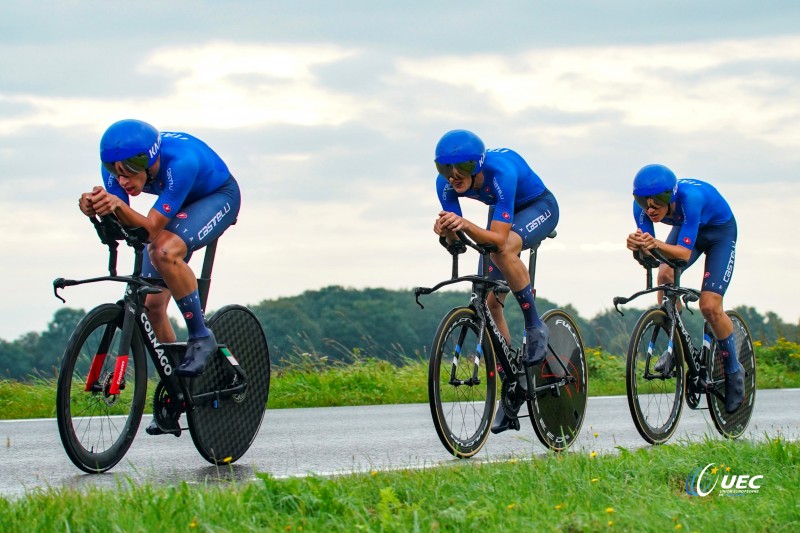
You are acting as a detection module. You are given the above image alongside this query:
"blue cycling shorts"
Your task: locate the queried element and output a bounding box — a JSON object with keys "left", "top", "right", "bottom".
{"left": 666, "top": 216, "right": 737, "bottom": 296}
{"left": 142, "top": 176, "right": 241, "bottom": 279}
{"left": 480, "top": 189, "right": 559, "bottom": 282}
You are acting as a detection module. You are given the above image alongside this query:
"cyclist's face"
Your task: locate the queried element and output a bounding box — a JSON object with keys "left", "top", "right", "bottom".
{"left": 643, "top": 198, "right": 669, "bottom": 222}
{"left": 114, "top": 165, "right": 148, "bottom": 196}
{"left": 443, "top": 166, "right": 474, "bottom": 193}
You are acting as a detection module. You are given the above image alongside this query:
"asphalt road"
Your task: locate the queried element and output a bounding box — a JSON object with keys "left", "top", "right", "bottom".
{"left": 1, "top": 389, "right": 797, "bottom": 499}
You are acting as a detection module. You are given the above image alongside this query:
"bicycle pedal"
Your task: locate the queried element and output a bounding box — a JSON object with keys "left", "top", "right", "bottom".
{"left": 145, "top": 424, "right": 182, "bottom": 437}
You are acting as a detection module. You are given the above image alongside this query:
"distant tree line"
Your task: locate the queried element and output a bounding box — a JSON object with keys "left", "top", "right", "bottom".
{"left": 2, "top": 286, "right": 797, "bottom": 380}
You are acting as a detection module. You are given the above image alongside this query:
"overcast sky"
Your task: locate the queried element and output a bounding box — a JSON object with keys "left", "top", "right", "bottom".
{"left": 1, "top": 1, "right": 798, "bottom": 341}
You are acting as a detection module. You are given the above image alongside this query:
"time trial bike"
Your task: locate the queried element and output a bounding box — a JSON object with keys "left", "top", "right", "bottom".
{"left": 613, "top": 249, "right": 756, "bottom": 444}
{"left": 53, "top": 215, "right": 270, "bottom": 473}
{"left": 415, "top": 230, "right": 587, "bottom": 458}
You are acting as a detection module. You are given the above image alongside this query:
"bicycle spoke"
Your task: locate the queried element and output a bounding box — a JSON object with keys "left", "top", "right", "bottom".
{"left": 626, "top": 308, "right": 684, "bottom": 444}
{"left": 428, "top": 308, "right": 495, "bottom": 458}
{"left": 57, "top": 304, "right": 147, "bottom": 473}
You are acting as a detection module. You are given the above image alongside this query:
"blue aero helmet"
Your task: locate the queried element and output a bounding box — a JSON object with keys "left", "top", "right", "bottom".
{"left": 100, "top": 119, "right": 162, "bottom": 175}
{"left": 435, "top": 129, "right": 486, "bottom": 178}
{"left": 632, "top": 164, "right": 678, "bottom": 209}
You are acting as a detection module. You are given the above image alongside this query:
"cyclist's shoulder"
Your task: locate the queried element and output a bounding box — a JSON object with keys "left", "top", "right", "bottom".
{"left": 677, "top": 178, "right": 720, "bottom": 196}
{"left": 677, "top": 178, "right": 728, "bottom": 207}
{"left": 484, "top": 149, "right": 528, "bottom": 178}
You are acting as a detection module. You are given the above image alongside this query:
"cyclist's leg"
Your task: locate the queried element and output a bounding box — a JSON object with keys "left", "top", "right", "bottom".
{"left": 696, "top": 219, "right": 742, "bottom": 411}
{"left": 479, "top": 216, "right": 526, "bottom": 434}
{"left": 145, "top": 289, "right": 176, "bottom": 343}
{"left": 481, "top": 241, "right": 527, "bottom": 434}
{"left": 155, "top": 177, "right": 241, "bottom": 376}
{"left": 480, "top": 206, "right": 520, "bottom": 344}
{"left": 505, "top": 191, "right": 559, "bottom": 366}
{"left": 652, "top": 228, "right": 700, "bottom": 373}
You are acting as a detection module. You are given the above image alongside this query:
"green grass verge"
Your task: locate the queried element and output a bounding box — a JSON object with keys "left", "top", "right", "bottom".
{"left": 1, "top": 341, "right": 798, "bottom": 420}
{"left": 1, "top": 437, "right": 797, "bottom": 530}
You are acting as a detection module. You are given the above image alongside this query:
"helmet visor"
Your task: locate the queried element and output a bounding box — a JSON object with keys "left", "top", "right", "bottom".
{"left": 435, "top": 160, "right": 479, "bottom": 177}
{"left": 634, "top": 190, "right": 673, "bottom": 209}
{"left": 102, "top": 154, "right": 149, "bottom": 176}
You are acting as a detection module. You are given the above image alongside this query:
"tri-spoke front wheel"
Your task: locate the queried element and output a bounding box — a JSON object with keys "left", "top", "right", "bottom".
{"left": 428, "top": 307, "right": 497, "bottom": 458}
{"left": 56, "top": 304, "right": 148, "bottom": 473}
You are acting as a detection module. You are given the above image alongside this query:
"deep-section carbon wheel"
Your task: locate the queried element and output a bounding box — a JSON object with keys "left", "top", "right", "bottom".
{"left": 187, "top": 305, "right": 270, "bottom": 465}
{"left": 528, "top": 309, "right": 588, "bottom": 451}
{"left": 707, "top": 310, "right": 756, "bottom": 439}
{"left": 625, "top": 307, "right": 685, "bottom": 444}
{"left": 428, "top": 306, "right": 497, "bottom": 459}
{"left": 56, "top": 303, "right": 148, "bottom": 473}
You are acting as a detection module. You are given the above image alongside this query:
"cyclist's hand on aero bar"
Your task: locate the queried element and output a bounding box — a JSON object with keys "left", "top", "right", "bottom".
{"left": 437, "top": 211, "right": 468, "bottom": 233}
{"left": 626, "top": 228, "right": 648, "bottom": 251}
{"left": 78, "top": 186, "right": 104, "bottom": 217}
{"left": 87, "top": 187, "right": 125, "bottom": 217}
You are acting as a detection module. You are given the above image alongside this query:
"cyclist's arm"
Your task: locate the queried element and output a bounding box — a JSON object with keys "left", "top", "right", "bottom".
{"left": 113, "top": 202, "right": 170, "bottom": 241}
{"left": 628, "top": 202, "right": 691, "bottom": 261}
{"left": 89, "top": 187, "right": 169, "bottom": 241}
{"left": 636, "top": 231, "right": 691, "bottom": 261}
{"left": 437, "top": 211, "right": 511, "bottom": 250}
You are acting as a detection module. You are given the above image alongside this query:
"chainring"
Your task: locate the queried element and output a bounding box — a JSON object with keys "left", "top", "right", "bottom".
{"left": 685, "top": 375, "right": 703, "bottom": 409}
{"left": 152, "top": 381, "right": 182, "bottom": 433}
{"left": 501, "top": 377, "right": 526, "bottom": 417}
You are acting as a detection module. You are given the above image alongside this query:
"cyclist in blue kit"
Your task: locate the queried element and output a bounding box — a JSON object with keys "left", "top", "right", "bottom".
{"left": 78, "top": 119, "right": 241, "bottom": 380}
{"left": 626, "top": 164, "right": 744, "bottom": 413}
{"left": 432, "top": 129, "right": 559, "bottom": 434}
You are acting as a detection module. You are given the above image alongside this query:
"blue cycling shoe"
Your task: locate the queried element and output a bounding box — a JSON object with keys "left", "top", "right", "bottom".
{"left": 724, "top": 367, "right": 745, "bottom": 413}
{"left": 175, "top": 331, "right": 217, "bottom": 378}
{"left": 522, "top": 323, "right": 549, "bottom": 367}
{"left": 491, "top": 396, "right": 524, "bottom": 434}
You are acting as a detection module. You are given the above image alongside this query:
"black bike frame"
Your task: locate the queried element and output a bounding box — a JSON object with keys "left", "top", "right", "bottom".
{"left": 613, "top": 249, "right": 724, "bottom": 400}
{"left": 53, "top": 216, "right": 246, "bottom": 412}
{"left": 415, "top": 231, "right": 567, "bottom": 392}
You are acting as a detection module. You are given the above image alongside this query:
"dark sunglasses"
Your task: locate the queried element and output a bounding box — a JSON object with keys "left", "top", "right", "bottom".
{"left": 435, "top": 160, "right": 478, "bottom": 177}
{"left": 634, "top": 191, "right": 673, "bottom": 209}
{"left": 102, "top": 154, "right": 149, "bottom": 176}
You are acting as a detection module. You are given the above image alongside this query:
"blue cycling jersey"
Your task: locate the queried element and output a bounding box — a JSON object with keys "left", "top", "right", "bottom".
{"left": 103, "top": 132, "right": 231, "bottom": 218}
{"left": 436, "top": 148, "right": 547, "bottom": 224}
{"left": 634, "top": 178, "right": 733, "bottom": 250}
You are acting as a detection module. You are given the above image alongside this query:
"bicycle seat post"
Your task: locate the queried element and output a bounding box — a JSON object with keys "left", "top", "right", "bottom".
{"left": 198, "top": 238, "right": 218, "bottom": 314}
{"left": 528, "top": 242, "right": 541, "bottom": 288}
{"left": 197, "top": 218, "right": 237, "bottom": 314}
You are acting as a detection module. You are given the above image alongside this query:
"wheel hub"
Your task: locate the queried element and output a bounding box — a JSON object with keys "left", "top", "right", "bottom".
{"left": 100, "top": 373, "right": 120, "bottom": 406}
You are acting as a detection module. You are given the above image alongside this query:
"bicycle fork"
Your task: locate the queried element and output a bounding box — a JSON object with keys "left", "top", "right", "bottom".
{"left": 84, "top": 320, "right": 128, "bottom": 395}
{"left": 448, "top": 322, "right": 483, "bottom": 386}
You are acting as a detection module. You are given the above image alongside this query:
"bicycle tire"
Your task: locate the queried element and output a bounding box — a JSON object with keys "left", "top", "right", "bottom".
{"left": 625, "top": 307, "right": 686, "bottom": 444}
{"left": 56, "top": 303, "right": 148, "bottom": 473}
{"left": 707, "top": 310, "right": 756, "bottom": 439}
{"left": 187, "top": 304, "right": 270, "bottom": 465}
{"left": 527, "top": 309, "right": 588, "bottom": 452}
{"left": 428, "top": 306, "right": 497, "bottom": 458}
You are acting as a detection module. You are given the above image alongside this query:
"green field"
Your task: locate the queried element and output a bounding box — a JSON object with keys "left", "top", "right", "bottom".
{"left": 2, "top": 340, "right": 798, "bottom": 419}
{"left": 1, "top": 438, "right": 798, "bottom": 531}
{"left": 1, "top": 341, "right": 798, "bottom": 529}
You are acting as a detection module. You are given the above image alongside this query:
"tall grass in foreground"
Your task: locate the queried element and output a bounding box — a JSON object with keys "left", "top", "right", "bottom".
{"left": 1, "top": 341, "right": 798, "bottom": 420}
{"left": 1, "top": 438, "right": 797, "bottom": 531}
